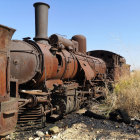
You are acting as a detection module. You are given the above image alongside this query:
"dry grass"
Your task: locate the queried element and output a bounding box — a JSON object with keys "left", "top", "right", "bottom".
{"left": 105, "top": 70, "right": 140, "bottom": 118}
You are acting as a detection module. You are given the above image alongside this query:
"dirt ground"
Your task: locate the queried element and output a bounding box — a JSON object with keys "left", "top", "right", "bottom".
{"left": 10, "top": 108, "right": 140, "bottom": 140}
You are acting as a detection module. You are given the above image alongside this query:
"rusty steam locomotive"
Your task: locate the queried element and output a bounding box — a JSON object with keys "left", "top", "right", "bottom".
{"left": 0, "top": 2, "right": 130, "bottom": 135}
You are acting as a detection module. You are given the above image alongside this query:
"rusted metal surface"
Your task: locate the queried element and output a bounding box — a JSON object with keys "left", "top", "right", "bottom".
{"left": 10, "top": 40, "right": 42, "bottom": 85}
{"left": 38, "top": 42, "right": 58, "bottom": 82}
{"left": 0, "top": 56, "right": 7, "bottom": 97}
{"left": 21, "top": 90, "right": 50, "bottom": 95}
{"left": 75, "top": 53, "right": 106, "bottom": 81}
{"left": 49, "top": 34, "right": 73, "bottom": 47}
{"left": 18, "top": 105, "right": 45, "bottom": 130}
{"left": 10, "top": 36, "right": 106, "bottom": 92}
{"left": 34, "top": 2, "right": 50, "bottom": 41}
{"left": 0, "top": 98, "right": 18, "bottom": 136}
{"left": 10, "top": 39, "right": 77, "bottom": 88}
{"left": 87, "top": 56, "right": 106, "bottom": 78}
{"left": 76, "top": 55, "right": 95, "bottom": 80}
{"left": 9, "top": 38, "right": 77, "bottom": 89}
{"left": 87, "top": 50, "right": 130, "bottom": 81}
{"left": 39, "top": 43, "right": 78, "bottom": 81}
{"left": 45, "top": 79, "right": 63, "bottom": 89}
{"left": 52, "top": 83, "right": 80, "bottom": 116}
{"left": 0, "top": 25, "right": 18, "bottom": 136}
{"left": 49, "top": 34, "right": 79, "bottom": 52}
{"left": 72, "top": 35, "right": 87, "bottom": 53}
{"left": 55, "top": 52, "right": 66, "bottom": 79}
{"left": 0, "top": 24, "right": 15, "bottom": 49}
{"left": 120, "top": 64, "right": 130, "bottom": 77}
{"left": 0, "top": 25, "right": 15, "bottom": 100}
{"left": 61, "top": 50, "right": 78, "bottom": 79}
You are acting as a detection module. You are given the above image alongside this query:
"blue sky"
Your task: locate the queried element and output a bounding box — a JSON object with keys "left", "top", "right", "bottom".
{"left": 0, "top": 0, "right": 140, "bottom": 70}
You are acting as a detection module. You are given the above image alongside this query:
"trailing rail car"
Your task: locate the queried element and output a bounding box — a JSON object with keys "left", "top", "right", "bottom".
{"left": 0, "top": 2, "right": 130, "bottom": 136}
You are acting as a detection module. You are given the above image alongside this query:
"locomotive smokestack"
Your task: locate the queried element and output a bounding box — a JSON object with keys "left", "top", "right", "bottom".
{"left": 33, "top": 2, "right": 50, "bottom": 41}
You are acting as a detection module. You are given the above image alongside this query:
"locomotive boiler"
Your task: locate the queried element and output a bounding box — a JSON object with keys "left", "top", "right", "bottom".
{"left": 0, "top": 2, "right": 130, "bottom": 136}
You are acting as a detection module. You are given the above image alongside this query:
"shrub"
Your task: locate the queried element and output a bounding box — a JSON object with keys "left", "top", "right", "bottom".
{"left": 105, "top": 71, "right": 140, "bottom": 118}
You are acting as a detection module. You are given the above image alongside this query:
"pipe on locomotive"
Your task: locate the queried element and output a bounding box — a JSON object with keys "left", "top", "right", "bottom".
{"left": 33, "top": 2, "right": 50, "bottom": 41}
